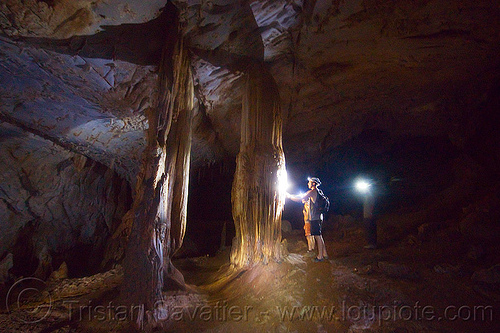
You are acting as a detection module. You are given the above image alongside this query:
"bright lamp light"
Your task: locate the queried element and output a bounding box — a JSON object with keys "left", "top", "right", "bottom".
{"left": 277, "top": 169, "right": 291, "bottom": 193}
{"left": 355, "top": 179, "right": 371, "bottom": 193}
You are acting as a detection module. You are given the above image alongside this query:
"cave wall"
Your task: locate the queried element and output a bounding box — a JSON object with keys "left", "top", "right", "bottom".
{"left": 0, "top": 123, "right": 131, "bottom": 281}
{"left": 173, "top": 0, "right": 500, "bottom": 166}
{"left": 0, "top": 0, "right": 168, "bottom": 39}
{"left": 0, "top": 37, "right": 154, "bottom": 183}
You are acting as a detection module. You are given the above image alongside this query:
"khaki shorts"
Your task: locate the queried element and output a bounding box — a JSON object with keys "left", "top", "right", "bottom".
{"left": 304, "top": 222, "right": 311, "bottom": 236}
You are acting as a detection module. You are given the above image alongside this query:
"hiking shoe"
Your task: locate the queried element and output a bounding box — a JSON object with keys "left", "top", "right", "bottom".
{"left": 313, "top": 257, "right": 324, "bottom": 262}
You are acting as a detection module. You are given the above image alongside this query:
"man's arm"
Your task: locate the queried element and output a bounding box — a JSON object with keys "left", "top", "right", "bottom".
{"left": 287, "top": 194, "right": 303, "bottom": 203}
{"left": 287, "top": 189, "right": 313, "bottom": 203}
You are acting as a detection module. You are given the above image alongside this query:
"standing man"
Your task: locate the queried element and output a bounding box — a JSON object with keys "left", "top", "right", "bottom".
{"left": 355, "top": 178, "right": 377, "bottom": 249}
{"left": 363, "top": 191, "right": 377, "bottom": 249}
{"left": 287, "top": 177, "right": 329, "bottom": 261}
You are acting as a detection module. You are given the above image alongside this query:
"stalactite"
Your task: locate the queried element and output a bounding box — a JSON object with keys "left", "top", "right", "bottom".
{"left": 231, "top": 63, "right": 287, "bottom": 267}
{"left": 120, "top": 17, "right": 194, "bottom": 327}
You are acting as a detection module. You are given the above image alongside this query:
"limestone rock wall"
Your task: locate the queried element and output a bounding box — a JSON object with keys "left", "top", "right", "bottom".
{"left": 176, "top": 0, "right": 500, "bottom": 164}
{"left": 0, "top": 0, "right": 167, "bottom": 38}
{"left": 0, "top": 37, "right": 154, "bottom": 183}
{"left": 0, "top": 123, "right": 131, "bottom": 281}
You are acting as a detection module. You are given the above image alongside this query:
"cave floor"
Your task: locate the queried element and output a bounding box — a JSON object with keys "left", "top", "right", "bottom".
{"left": 170, "top": 226, "right": 500, "bottom": 333}
{"left": 1, "top": 223, "right": 499, "bottom": 333}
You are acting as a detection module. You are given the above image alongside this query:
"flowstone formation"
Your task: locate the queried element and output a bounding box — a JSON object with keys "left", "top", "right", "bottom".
{"left": 119, "top": 24, "right": 195, "bottom": 327}
{"left": 231, "top": 64, "right": 287, "bottom": 267}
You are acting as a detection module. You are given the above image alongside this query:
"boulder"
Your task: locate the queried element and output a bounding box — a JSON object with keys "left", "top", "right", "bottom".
{"left": 281, "top": 220, "right": 292, "bottom": 234}
{"left": 49, "top": 262, "right": 68, "bottom": 281}
{"left": 0, "top": 253, "right": 13, "bottom": 284}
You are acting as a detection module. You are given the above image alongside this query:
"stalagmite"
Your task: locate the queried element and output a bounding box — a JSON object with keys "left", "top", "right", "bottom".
{"left": 231, "top": 64, "right": 287, "bottom": 267}
{"left": 120, "top": 20, "right": 194, "bottom": 326}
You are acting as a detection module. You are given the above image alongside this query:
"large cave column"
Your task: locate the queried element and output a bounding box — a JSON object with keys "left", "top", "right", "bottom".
{"left": 231, "top": 64, "right": 287, "bottom": 267}
{"left": 161, "top": 37, "right": 194, "bottom": 290}
{"left": 120, "top": 26, "right": 194, "bottom": 324}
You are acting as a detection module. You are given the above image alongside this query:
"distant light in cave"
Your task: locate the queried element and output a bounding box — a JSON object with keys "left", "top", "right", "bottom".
{"left": 355, "top": 179, "right": 371, "bottom": 194}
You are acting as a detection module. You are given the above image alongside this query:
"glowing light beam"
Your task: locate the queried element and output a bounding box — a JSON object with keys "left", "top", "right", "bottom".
{"left": 277, "top": 169, "right": 291, "bottom": 194}
{"left": 355, "top": 179, "right": 371, "bottom": 193}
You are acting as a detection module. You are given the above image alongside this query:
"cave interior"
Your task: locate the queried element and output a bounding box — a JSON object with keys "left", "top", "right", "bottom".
{"left": 0, "top": 0, "right": 499, "bottom": 332}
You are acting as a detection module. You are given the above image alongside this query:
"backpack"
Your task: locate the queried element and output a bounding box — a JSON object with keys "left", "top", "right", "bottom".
{"left": 315, "top": 189, "right": 330, "bottom": 214}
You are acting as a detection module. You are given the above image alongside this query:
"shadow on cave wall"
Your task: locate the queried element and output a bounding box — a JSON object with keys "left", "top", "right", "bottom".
{"left": 6, "top": 0, "right": 267, "bottom": 76}
{"left": 5, "top": 2, "right": 178, "bottom": 67}
{"left": 7, "top": 158, "right": 133, "bottom": 280}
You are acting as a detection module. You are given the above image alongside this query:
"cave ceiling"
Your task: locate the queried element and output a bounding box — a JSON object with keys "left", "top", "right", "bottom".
{"left": 1, "top": 0, "right": 499, "bottom": 183}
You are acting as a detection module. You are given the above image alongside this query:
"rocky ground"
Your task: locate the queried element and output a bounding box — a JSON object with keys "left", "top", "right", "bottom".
{"left": 1, "top": 215, "right": 499, "bottom": 333}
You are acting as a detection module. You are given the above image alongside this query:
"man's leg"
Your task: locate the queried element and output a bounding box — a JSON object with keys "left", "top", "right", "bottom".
{"left": 304, "top": 222, "right": 315, "bottom": 251}
{"left": 314, "top": 235, "right": 328, "bottom": 259}
{"left": 315, "top": 235, "right": 324, "bottom": 259}
{"left": 307, "top": 235, "right": 315, "bottom": 251}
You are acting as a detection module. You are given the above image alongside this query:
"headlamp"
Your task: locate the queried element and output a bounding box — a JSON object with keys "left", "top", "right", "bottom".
{"left": 355, "top": 179, "right": 371, "bottom": 194}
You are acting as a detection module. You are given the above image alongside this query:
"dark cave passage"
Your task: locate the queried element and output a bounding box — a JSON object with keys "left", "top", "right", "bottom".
{"left": 182, "top": 160, "right": 236, "bottom": 258}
